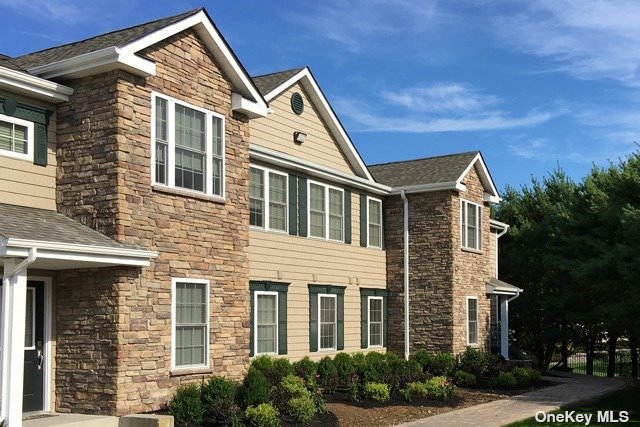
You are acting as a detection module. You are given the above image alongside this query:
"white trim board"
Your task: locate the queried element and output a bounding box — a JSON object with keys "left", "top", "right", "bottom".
{"left": 0, "top": 66, "right": 73, "bottom": 103}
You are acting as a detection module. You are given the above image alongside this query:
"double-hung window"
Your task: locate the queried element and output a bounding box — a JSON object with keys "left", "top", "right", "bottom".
{"left": 172, "top": 279, "right": 209, "bottom": 369}
{"left": 368, "top": 198, "right": 382, "bottom": 248}
{"left": 368, "top": 297, "right": 383, "bottom": 347}
{"left": 461, "top": 200, "right": 482, "bottom": 250}
{"left": 0, "top": 114, "right": 33, "bottom": 161}
{"left": 152, "top": 93, "right": 225, "bottom": 197}
{"left": 255, "top": 292, "right": 278, "bottom": 354}
{"left": 467, "top": 296, "right": 478, "bottom": 345}
{"left": 249, "top": 166, "right": 288, "bottom": 232}
{"left": 308, "top": 181, "right": 344, "bottom": 241}
{"left": 319, "top": 294, "right": 337, "bottom": 350}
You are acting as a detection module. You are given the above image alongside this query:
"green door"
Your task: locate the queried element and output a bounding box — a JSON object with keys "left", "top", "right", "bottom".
{"left": 23, "top": 280, "right": 44, "bottom": 412}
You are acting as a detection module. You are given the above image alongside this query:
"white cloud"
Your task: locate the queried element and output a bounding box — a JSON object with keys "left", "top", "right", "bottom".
{"left": 494, "top": 0, "right": 640, "bottom": 85}
{"left": 381, "top": 83, "right": 500, "bottom": 113}
{"left": 0, "top": 0, "right": 95, "bottom": 24}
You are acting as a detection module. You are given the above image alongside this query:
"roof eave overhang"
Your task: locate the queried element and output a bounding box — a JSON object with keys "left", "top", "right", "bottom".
{"left": 389, "top": 181, "right": 467, "bottom": 195}
{"left": 261, "top": 67, "right": 374, "bottom": 181}
{"left": 490, "top": 219, "right": 509, "bottom": 231}
{"left": 457, "top": 152, "right": 501, "bottom": 204}
{"left": 0, "top": 237, "right": 158, "bottom": 268}
{"left": 0, "top": 66, "right": 73, "bottom": 103}
{"left": 250, "top": 144, "right": 391, "bottom": 195}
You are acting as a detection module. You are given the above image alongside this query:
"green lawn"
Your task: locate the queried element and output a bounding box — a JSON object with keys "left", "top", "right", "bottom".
{"left": 506, "top": 386, "right": 640, "bottom": 426}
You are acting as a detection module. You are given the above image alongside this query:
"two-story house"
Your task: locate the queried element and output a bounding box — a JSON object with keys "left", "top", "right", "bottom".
{"left": 0, "top": 7, "right": 520, "bottom": 424}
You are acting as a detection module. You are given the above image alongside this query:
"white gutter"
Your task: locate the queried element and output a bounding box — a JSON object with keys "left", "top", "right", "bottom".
{"left": 390, "top": 181, "right": 466, "bottom": 195}
{"left": 401, "top": 190, "right": 410, "bottom": 360}
{"left": 4, "top": 248, "right": 37, "bottom": 278}
{"left": 0, "top": 67, "right": 73, "bottom": 103}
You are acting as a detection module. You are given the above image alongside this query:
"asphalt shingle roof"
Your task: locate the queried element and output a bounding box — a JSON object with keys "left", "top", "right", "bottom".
{"left": 0, "top": 203, "right": 141, "bottom": 250}
{"left": 252, "top": 67, "right": 305, "bottom": 96}
{"left": 0, "top": 54, "right": 28, "bottom": 72}
{"left": 13, "top": 8, "right": 202, "bottom": 69}
{"left": 368, "top": 151, "right": 479, "bottom": 188}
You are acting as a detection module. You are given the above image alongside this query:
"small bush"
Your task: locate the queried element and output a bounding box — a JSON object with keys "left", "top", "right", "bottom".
{"left": 458, "top": 348, "right": 490, "bottom": 378}
{"left": 333, "top": 353, "right": 355, "bottom": 387}
{"left": 272, "top": 358, "right": 294, "bottom": 383}
{"left": 292, "top": 357, "right": 317, "bottom": 381}
{"left": 242, "top": 366, "right": 271, "bottom": 408}
{"left": 245, "top": 403, "right": 280, "bottom": 427}
{"left": 363, "top": 351, "right": 389, "bottom": 384}
{"left": 347, "top": 374, "right": 361, "bottom": 402}
{"left": 363, "top": 382, "right": 390, "bottom": 402}
{"left": 404, "top": 381, "right": 429, "bottom": 401}
{"left": 251, "top": 355, "right": 275, "bottom": 375}
{"left": 201, "top": 376, "right": 241, "bottom": 425}
{"left": 287, "top": 396, "right": 316, "bottom": 425}
{"left": 512, "top": 367, "right": 531, "bottom": 388}
{"left": 168, "top": 384, "right": 204, "bottom": 425}
{"left": 411, "top": 350, "right": 434, "bottom": 372}
{"left": 528, "top": 368, "right": 542, "bottom": 384}
{"left": 485, "top": 353, "right": 507, "bottom": 378}
{"left": 424, "top": 376, "right": 456, "bottom": 400}
{"left": 496, "top": 372, "right": 517, "bottom": 389}
{"left": 430, "top": 353, "right": 456, "bottom": 376}
{"left": 454, "top": 370, "right": 477, "bottom": 387}
{"left": 281, "top": 375, "right": 309, "bottom": 399}
{"left": 317, "top": 356, "right": 339, "bottom": 394}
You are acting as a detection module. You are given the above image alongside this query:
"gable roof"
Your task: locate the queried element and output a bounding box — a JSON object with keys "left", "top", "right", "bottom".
{"left": 0, "top": 54, "right": 27, "bottom": 72}
{"left": 251, "top": 67, "right": 373, "bottom": 181}
{"left": 13, "top": 8, "right": 267, "bottom": 117}
{"left": 369, "top": 151, "right": 500, "bottom": 202}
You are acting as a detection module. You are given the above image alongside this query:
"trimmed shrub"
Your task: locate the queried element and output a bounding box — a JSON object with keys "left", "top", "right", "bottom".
{"left": 496, "top": 372, "right": 517, "bottom": 389}
{"left": 411, "top": 350, "right": 434, "bottom": 372}
{"left": 317, "top": 356, "right": 339, "bottom": 394}
{"left": 251, "top": 356, "right": 293, "bottom": 387}
{"left": 242, "top": 366, "right": 271, "bottom": 408}
{"left": 272, "top": 358, "right": 294, "bottom": 383}
{"left": 485, "top": 353, "right": 507, "bottom": 378}
{"left": 458, "top": 348, "right": 490, "bottom": 378}
{"left": 384, "top": 352, "right": 423, "bottom": 393}
{"left": 424, "top": 376, "right": 456, "bottom": 400}
{"left": 281, "top": 375, "right": 309, "bottom": 399}
{"left": 202, "top": 376, "right": 240, "bottom": 425}
{"left": 245, "top": 403, "right": 280, "bottom": 427}
{"left": 430, "top": 353, "right": 456, "bottom": 377}
{"left": 454, "top": 370, "right": 477, "bottom": 387}
{"left": 363, "top": 351, "right": 389, "bottom": 384}
{"left": 333, "top": 352, "right": 355, "bottom": 388}
{"left": 168, "top": 384, "right": 204, "bottom": 425}
{"left": 347, "top": 374, "right": 360, "bottom": 402}
{"left": 292, "top": 357, "right": 317, "bottom": 382}
{"left": 363, "top": 382, "right": 390, "bottom": 402}
{"left": 287, "top": 396, "right": 316, "bottom": 425}
{"left": 528, "top": 368, "right": 543, "bottom": 384}
{"left": 512, "top": 367, "right": 531, "bottom": 388}
{"left": 403, "top": 381, "right": 429, "bottom": 401}
{"left": 251, "top": 355, "right": 275, "bottom": 375}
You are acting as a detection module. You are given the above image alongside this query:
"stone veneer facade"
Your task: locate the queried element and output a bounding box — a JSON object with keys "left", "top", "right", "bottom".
{"left": 385, "top": 165, "right": 492, "bottom": 356}
{"left": 54, "top": 29, "right": 250, "bottom": 415}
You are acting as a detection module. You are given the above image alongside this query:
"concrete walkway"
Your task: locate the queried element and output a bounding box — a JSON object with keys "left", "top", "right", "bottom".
{"left": 398, "top": 373, "right": 626, "bottom": 427}
{"left": 23, "top": 413, "right": 118, "bottom": 427}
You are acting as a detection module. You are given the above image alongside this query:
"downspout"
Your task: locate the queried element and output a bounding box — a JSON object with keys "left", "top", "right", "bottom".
{"left": 401, "top": 190, "right": 410, "bottom": 360}
{"left": 0, "top": 247, "right": 38, "bottom": 423}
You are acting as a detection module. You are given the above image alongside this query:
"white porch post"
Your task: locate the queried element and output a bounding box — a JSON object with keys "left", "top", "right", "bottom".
{"left": 2, "top": 258, "right": 28, "bottom": 427}
{"left": 500, "top": 296, "right": 509, "bottom": 359}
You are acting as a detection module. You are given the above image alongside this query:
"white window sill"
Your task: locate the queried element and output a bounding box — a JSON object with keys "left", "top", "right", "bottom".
{"left": 170, "top": 366, "right": 213, "bottom": 377}
{"left": 0, "top": 150, "right": 31, "bottom": 162}
{"left": 153, "top": 184, "right": 225, "bottom": 203}
{"left": 249, "top": 226, "right": 289, "bottom": 235}
{"left": 461, "top": 247, "right": 483, "bottom": 255}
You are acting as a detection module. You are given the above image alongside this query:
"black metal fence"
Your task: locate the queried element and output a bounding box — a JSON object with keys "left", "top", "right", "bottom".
{"left": 561, "top": 351, "right": 633, "bottom": 378}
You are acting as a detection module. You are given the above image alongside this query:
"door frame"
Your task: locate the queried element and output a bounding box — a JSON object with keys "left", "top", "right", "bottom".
{"left": 27, "top": 276, "right": 52, "bottom": 413}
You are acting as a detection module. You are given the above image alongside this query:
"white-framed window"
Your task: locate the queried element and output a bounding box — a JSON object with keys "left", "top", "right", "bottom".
{"left": 0, "top": 114, "right": 34, "bottom": 161}
{"left": 461, "top": 200, "right": 482, "bottom": 250}
{"left": 466, "top": 296, "right": 478, "bottom": 346}
{"left": 249, "top": 165, "right": 288, "bottom": 233}
{"left": 171, "top": 278, "right": 210, "bottom": 370}
{"left": 308, "top": 181, "right": 344, "bottom": 241}
{"left": 151, "top": 92, "right": 225, "bottom": 198}
{"left": 368, "top": 296, "right": 383, "bottom": 347}
{"left": 367, "top": 197, "right": 383, "bottom": 248}
{"left": 319, "top": 294, "right": 337, "bottom": 350}
{"left": 254, "top": 291, "right": 278, "bottom": 355}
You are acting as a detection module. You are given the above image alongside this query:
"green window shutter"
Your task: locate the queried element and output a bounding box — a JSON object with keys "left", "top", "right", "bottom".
{"left": 337, "top": 292, "right": 344, "bottom": 350}
{"left": 33, "top": 123, "right": 48, "bottom": 166}
{"left": 383, "top": 296, "right": 388, "bottom": 347}
{"left": 278, "top": 291, "right": 288, "bottom": 355}
{"left": 309, "top": 291, "right": 318, "bottom": 352}
{"left": 361, "top": 295, "right": 368, "bottom": 349}
{"left": 344, "top": 189, "right": 352, "bottom": 244}
{"left": 299, "top": 177, "right": 308, "bottom": 237}
{"left": 381, "top": 200, "right": 386, "bottom": 250}
{"left": 249, "top": 290, "right": 255, "bottom": 357}
{"left": 359, "top": 194, "right": 368, "bottom": 247}
{"left": 288, "top": 174, "right": 298, "bottom": 236}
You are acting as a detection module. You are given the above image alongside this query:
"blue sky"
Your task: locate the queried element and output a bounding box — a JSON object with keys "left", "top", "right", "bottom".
{"left": 1, "top": 0, "right": 639, "bottom": 191}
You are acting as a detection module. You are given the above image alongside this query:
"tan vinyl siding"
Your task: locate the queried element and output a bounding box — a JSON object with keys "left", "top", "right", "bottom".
{"left": 249, "top": 191, "right": 387, "bottom": 360}
{"left": 0, "top": 91, "right": 57, "bottom": 210}
{"left": 250, "top": 83, "right": 356, "bottom": 175}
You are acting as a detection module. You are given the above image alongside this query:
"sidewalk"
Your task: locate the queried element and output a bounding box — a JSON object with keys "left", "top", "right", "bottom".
{"left": 397, "top": 373, "right": 625, "bottom": 427}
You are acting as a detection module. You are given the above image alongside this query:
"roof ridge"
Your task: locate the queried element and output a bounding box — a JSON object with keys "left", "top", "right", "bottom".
{"left": 251, "top": 67, "right": 306, "bottom": 79}
{"left": 368, "top": 150, "right": 479, "bottom": 167}
{"left": 16, "top": 8, "right": 202, "bottom": 58}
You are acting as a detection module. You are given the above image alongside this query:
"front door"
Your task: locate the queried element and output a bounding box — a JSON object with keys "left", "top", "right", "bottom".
{"left": 23, "top": 280, "right": 44, "bottom": 412}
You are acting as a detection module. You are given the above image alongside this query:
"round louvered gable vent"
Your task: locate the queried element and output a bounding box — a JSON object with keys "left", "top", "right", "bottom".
{"left": 291, "top": 92, "right": 304, "bottom": 115}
